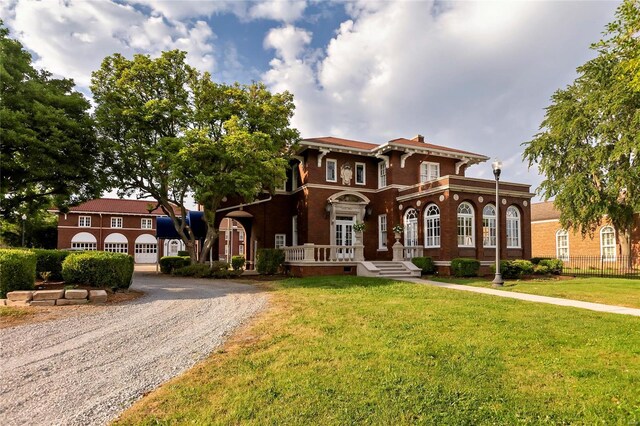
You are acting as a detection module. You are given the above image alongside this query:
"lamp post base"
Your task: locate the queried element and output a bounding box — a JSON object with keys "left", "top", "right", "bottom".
{"left": 492, "top": 273, "right": 504, "bottom": 287}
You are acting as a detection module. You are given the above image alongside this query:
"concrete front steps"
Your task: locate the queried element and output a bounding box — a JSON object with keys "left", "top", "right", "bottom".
{"left": 357, "top": 261, "right": 421, "bottom": 278}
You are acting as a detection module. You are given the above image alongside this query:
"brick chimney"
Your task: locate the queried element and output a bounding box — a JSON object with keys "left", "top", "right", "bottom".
{"left": 411, "top": 134, "right": 424, "bottom": 143}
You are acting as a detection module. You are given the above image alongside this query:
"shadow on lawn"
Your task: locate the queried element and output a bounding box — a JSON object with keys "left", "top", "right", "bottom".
{"left": 278, "top": 275, "right": 399, "bottom": 290}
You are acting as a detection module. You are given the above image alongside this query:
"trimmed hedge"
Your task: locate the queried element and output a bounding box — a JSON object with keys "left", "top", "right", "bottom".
{"left": 0, "top": 249, "right": 37, "bottom": 298}
{"left": 62, "top": 251, "right": 134, "bottom": 289}
{"left": 177, "top": 250, "right": 190, "bottom": 257}
{"left": 172, "top": 264, "right": 241, "bottom": 279}
{"left": 492, "top": 259, "right": 536, "bottom": 279}
{"left": 256, "top": 248, "right": 285, "bottom": 275}
{"left": 159, "top": 256, "right": 191, "bottom": 274}
{"left": 32, "top": 249, "right": 70, "bottom": 281}
{"left": 539, "top": 258, "right": 563, "bottom": 275}
{"left": 451, "top": 258, "right": 480, "bottom": 277}
{"left": 411, "top": 256, "right": 435, "bottom": 275}
{"left": 231, "top": 256, "right": 245, "bottom": 271}
{"left": 530, "top": 257, "right": 552, "bottom": 265}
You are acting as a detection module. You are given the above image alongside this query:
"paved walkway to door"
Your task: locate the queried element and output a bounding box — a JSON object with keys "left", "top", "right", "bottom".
{"left": 403, "top": 278, "right": 640, "bottom": 317}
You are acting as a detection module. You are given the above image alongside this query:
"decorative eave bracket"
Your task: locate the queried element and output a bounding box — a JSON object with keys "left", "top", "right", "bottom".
{"left": 400, "top": 151, "right": 415, "bottom": 168}
{"left": 375, "top": 153, "right": 390, "bottom": 168}
{"left": 317, "top": 149, "right": 330, "bottom": 167}
{"left": 455, "top": 158, "right": 471, "bottom": 174}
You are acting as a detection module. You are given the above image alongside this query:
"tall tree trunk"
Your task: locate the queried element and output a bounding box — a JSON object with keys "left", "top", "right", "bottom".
{"left": 619, "top": 226, "right": 632, "bottom": 268}
{"left": 197, "top": 199, "right": 220, "bottom": 264}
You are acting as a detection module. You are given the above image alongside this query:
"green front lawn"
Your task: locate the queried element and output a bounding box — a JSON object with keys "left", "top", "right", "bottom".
{"left": 115, "top": 276, "right": 640, "bottom": 425}
{"left": 432, "top": 277, "right": 640, "bottom": 309}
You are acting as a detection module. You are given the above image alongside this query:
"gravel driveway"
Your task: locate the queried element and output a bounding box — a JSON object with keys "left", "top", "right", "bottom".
{"left": 0, "top": 272, "right": 267, "bottom": 426}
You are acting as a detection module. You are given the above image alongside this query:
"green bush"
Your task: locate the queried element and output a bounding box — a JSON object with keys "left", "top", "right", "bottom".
{"left": 493, "top": 259, "right": 534, "bottom": 279}
{"left": 210, "top": 261, "right": 229, "bottom": 272}
{"left": 159, "top": 256, "right": 191, "bottom": 274}
{"left": 539, "top": 258, "right": 563, "bottom": 275}
{"left": 530, "top": 257, "right": 552, "bottom": 265}
{"left": 450, "top": 258, "right": 480, "bottom": 277}
{"left": 32, "top": 249, "right": 70, "bottom": 281}
{"left": 231, "top": 256, "right": 245, "bottom": 271}
{"left": 0, "top": 249, "right": 37, "bottom": 297}
{"left": 411, "top": 257, "right": 435, "bottom": 274}
{"left": 256, "top": 248, "right": 285, "bottom": 275}
{"left": 62, "top": 251, "right": 134, "bottom": 289}
{"left": 533, "top": 264, "right": 551, "bottom": 275}
{"left": 177, "top": 250, "right": 190, "bottom": 257}
{"left": 173, "top": 264, "right": 242, "bottom": 279}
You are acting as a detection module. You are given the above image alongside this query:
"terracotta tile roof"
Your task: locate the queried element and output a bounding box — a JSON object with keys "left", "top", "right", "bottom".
{"left": 387, "top": 138, "right": 486, "bottom": 158}
{"left": 66, "top": 198, "right": 182, "bottom": 216}
{"left": 303, "top": 136, "right": 379, "bottom": 150}
{"left": 531, "top": 201, "right": 560, "bottom": 221}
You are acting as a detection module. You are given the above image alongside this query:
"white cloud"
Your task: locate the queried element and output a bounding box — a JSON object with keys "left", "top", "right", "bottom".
{"left": 261, "top": 0, "right": 618, "bottom": 193}
{"left": 249, "top": 1, "right": 307, "bottom": 23}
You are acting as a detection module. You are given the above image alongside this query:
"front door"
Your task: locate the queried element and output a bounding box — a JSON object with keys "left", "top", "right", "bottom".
{"left": 335, "top": 216, "right": 355, "bottom": 259}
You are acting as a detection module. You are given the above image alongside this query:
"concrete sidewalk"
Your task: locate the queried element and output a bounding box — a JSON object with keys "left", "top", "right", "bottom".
{"left": 404, "top": 278, "right": 640, "bottom": 317}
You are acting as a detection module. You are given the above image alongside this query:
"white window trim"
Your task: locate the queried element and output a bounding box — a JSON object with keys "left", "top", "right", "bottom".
{"left": 355, "top": 162, "right": 366, "bottom": 185}
{"left": 378, "top": 214, "right": 387, "bottom": 250}
{"left": 78, "top": 216, "right": 91, "bottom": 228}
{"left": 555, "top": 229, "right": 569, "bottom": 260}
{"left": 292, "top": 216, "right": 298, "bottom": 246}
{"left": 326, "top": 159, "right": 337, "bottom": 183}
{"left": 600, "top": 225, "right": 616, "bottom": 261}
{"left": 424, "top": 204, "right": 440, "bottom": 248}
{"left": 275, "top": 233, "right": 286, "bottom": 249}
{"left": 239, "top": 230, "right": 244, "bottom": 242}
{"left": 482, "top": 204, "right": 497, "bottom": 248}
{"left": 457, "top": 202, "right": 475, "bottom": 247}
{"left": 111, "top": 217, "right": 123, "bottom": 228}
{"left": 141, "top": 218, "right": 153, "bottom": 229}
{"left": 420, "top": 161, "right": 440, "bottom": 183}
{"left": 506, "top": 206, "right": 521, "bottom": 249}
{"left": 404, "top": 208, "right": 419, "bottom": 247}
{"left": 378, "top": 162, "right": 387, "bottom": 189}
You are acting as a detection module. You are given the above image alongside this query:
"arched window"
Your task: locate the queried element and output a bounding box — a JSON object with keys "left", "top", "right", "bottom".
{"left": 457, "top": 202, "right": 474, "bottom": 247}
{"left": 424, "top": 204, "right": 440, "bottom": 248}
{"left": 482, "top": 204, "right": 496, "bottom": 247}
{"left": 556, "top": 229, "right": 569, "bottom": 260}
{"left": 104, "top": 232, "right": 129, "bottom": 254}
{"left": 71, "top": 232, "right": 97, "bottom": 251}
{"left": 404, "top": 208, "right": 419, "bottom": 247}
{"left": 600, "top": 226, "right": 616, "bottom": 261}
{"left": 506, "top": 206, "right": 521, "bottom": 248}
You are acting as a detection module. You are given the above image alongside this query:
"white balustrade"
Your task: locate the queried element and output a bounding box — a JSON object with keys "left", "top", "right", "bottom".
{"left": 282, "top": 243, "right": 364, "bottom": 263}
{"left": 403, "top": 246, "right": 424, "bottom": 260}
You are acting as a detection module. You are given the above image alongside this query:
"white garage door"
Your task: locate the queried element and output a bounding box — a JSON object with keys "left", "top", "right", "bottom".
{"left": 134, "top": 234, "right": 157, "bottom": 264}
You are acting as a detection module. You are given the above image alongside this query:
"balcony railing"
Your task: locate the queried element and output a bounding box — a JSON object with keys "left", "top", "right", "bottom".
{"left": 403, "top": 246, "right": 423, "bottom": 260}
{"left": 282, "top": 244, "right": 364, "bottom": 263}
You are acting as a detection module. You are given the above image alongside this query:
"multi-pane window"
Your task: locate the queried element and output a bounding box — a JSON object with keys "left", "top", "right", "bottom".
{"left": 78, "top": 216, "right": 91, "bottom": 227}
{"left": 141, "top": 218, "right": 153, "bottom": 229}
{"left": 239, "top": 230, "right": 244, "bottom": 241}
{"left": 326, "top": 159, "right": 337, "bottom": 182}
{"left": 378, "top": 214, "right": 387, "bottom": 249}
{"left": 292, "top": 216, "right": 298, "bottom": 246}
{"left": 111, "top": 217, "right": 123, "bottom": 228}
{"left": 556, "top": 229, "right": 569, "bottom": 260}
{"left": 600, "top": 226, "right": 616, "bottom": 261}
{"left": 275, "top": 234, "right": 286, "bottom": 248}
{"left": 135, "top": 244, "right": 157, "bottom": 254}
{"left": 404, "top": 208, "right": 419, "bottom": 247}
{"left": 482, "top": 204, "right": 496, "bottom": 247}
{"left": 225, "top": 230, "right": 230, "bottom": 241}
{"left": 239, "top": 244, "right": 245, "bottom": 254}
{"left": 71, "top": 242, "right": 96, "bottom": 250}
{"left": 424, "top": 204, "right": 440, "bottom": 248}
{"left": 506, "top": 206, "right": 521, "bottom": 248}
{"left": 378, "top": 162, "right": 387, "bottom": 188}
{"left": 457, "top": 202, "right": 474, "bottom": 247}
{"left": 292, "top": 166, "right": 299, "bottom": 189}
{"left": 420, "top": 162, "right": 440, "bottom": 183}
{"left": 355, "top": 163, "right": 366, "bottom": 185}
{"left": 104, "top": 243, "right": 128, "bottom": 253}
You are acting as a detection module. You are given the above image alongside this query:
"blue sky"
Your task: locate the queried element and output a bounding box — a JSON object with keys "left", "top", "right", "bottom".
{"left": 1, "top": 0, "right": 620, "bottom": 199}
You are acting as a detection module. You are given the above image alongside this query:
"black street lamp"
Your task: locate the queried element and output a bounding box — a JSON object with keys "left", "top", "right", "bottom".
{"left": 21, "top": 213, "right": 27, "bottom": 247}
{"left": 492, "top": 160, "right": 504, "bottom": 287}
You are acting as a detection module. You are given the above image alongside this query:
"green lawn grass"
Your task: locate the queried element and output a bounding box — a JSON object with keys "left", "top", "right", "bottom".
{"left": 0, "top": 306, "right": 31, "bottom": 317}
{"left": 432, "top": 276, "right": 640, "bottom": 309}
{"left": 114, "top": 276, "right": 640, "bottom": 425}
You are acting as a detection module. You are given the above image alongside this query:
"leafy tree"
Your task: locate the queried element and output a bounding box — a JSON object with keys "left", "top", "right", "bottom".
{"left": 523, "top": 0, "right": 640, "bottom": 262}
{"left": 0, "top": 22, "right": 108, "bottom": 220}
{"left": 91, "top": 50, "right": 299, "bottom": 262}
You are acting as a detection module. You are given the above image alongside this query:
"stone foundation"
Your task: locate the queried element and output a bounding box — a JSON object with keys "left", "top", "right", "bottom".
{"left": 5, "top": 289, "right": 108, "bottom": 306}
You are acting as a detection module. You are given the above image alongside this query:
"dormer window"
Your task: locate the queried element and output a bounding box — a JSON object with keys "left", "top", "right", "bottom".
{"left": 420, "top": 162, "right": 440, "bottom": 183}
{"left": 326, "top": 159, "right": 337, "bottom": 182}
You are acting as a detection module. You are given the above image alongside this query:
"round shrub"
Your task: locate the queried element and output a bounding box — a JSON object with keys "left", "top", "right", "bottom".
{"left": 210, "top": 261, "right": 230, "bottom": 272}
{"left": 159, "top": 256, "right": 191, "bottom": 274}
{"left": 450, "top": 258, "right": 480, "bottom": 277}
{"left": 0, "top": 249, "right": 36, "bottom": 298}
{"left": 32, "top": 249, "right": 70, "bottom": 281}
{"left": 256, "top": 249, "right": 285, "bottom": 275}
{"left": 411, "top": 256, "right": 435, "bottom": 275}
{"left": 62, "top": 251, "right": 134, "bottom": 289}
{"left": 173, "top": 264, "right": 213, "bottom": 278}
{"left": 231, "top": 256, "right": 245, "bottom": 271}
{"left": 539, "top": 258, "right": 563, "bottom": 275}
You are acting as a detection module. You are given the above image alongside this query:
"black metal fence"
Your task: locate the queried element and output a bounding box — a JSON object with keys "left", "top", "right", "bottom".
{"left": 538, "top": 255, "right": 639, "bottom": 278}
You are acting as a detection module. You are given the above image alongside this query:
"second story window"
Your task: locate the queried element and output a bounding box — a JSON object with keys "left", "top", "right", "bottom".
{"left": 141, "top": 218, "right": 153, "bottom": 229}
{"left": 111, "top": 217, "right": 123, "bottom": 228}
{"left": 78, "top": 216, "right": 91, "bottom": 227}
{"left": 355, "top": 163, "right": 366, "bottom": 185}
{"left": 326, "top": 159, "right": 337, "bottom": 182}
{"left": 275, "top": 234, "right": 286, "bottom": 248}
{"left": 239, "top": 230, "right": 244, "bottom": 241}
{"left": 420, "top": 162, "right": 440, "bottom": 183}
{"left": 378, "top": 162, "right": 387, "bottom": 188}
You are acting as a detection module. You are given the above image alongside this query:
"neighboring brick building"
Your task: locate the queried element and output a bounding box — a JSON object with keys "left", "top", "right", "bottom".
{"left": 213, "top": 135, "right": 535, "bottom": 276}
{"left": 55, "top": 199, "right": 184, "bottom": 263}
{"left": 218, "top": 218, "right": 246, "bottom": 262}
{"left": 531, "top": 201, "right": 640, "bottom": 261}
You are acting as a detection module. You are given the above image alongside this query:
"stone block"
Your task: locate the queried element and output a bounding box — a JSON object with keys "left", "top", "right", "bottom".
{"left": 0, "top": 299, "right": 6, "bottom": 306}
{"left": 64, "top": 289, "right": 89, "bottom": 300}
{"left": 89, "top": 290, "right": 108, "bottom": 304}
{"left": 30, "top": 300, "right": 56, "bottom": 307}
{"left": 7, "top": 300, "right": 30, "bottom": 307}
{"left": 7, "top": 291, "right": 33, "bottom": 301}
{"left": 56, "top": 299, "right": 89, "bottom": 306}
{"left": 33, "top": 289, "right": 65, "bottom": 300}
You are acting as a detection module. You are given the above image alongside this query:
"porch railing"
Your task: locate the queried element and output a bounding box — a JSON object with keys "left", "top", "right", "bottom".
{"left": 282, "top": 244, "right": 364, "bottom": 263}
{"left": 403, "top": 246, "right": 423, "bottom": 260}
